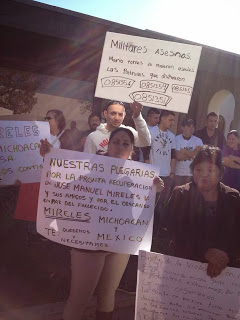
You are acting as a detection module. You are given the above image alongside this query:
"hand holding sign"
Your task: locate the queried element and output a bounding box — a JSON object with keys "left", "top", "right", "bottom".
{"left": 205, "top": 248, "right": 230, "bottom": 277}
{"left": 40, "top": 139, "right": 53, "bottom": 157}
{"left": 0, "top": 120, "right": 50, "bottom": 185}
{"left": 129, "top": 101, "right": 143, "bottom": 118}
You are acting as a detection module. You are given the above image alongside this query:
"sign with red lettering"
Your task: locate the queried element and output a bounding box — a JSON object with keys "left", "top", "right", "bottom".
{"left": 95, "top": 32, "right": 202, "bottom": 113}
{"left": 37, "top": 148, "right": 159, "bottom": 254}
{"left": 0, "top": 120, "right": 50, "bottom": 185}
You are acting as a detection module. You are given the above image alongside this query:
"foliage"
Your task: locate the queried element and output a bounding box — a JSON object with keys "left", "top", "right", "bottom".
{"left": 0, "top": 67, "right": 41, "bottom": 114}
{"left": 78, "top": 99, "right": 93, "bottom": 114}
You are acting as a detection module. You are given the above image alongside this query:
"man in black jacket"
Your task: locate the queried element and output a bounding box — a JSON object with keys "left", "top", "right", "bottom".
{"left": 195, "top": 112, "right": 226, "bottom": 149}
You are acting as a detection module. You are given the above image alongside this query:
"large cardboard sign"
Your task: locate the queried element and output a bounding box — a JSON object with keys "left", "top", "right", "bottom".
{"left": 135, "top": 250, "right": 240, "bottom": 320}
{"left": 95, "top": 32, "right": 202, "bottom": 113}
{"left": 0, "top": 121, "right": 50, "bottom": 185}
{"left": 37, "top": 149, "right": 159, "bottom": 254}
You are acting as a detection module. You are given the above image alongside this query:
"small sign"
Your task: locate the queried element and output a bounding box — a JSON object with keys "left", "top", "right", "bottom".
{"left": 0, "top": 121, "right": 50, "bottom": 185}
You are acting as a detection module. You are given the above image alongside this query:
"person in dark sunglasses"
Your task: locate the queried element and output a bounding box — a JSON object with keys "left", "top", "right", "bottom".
{"left": 40, "top": 109, "right": 73, "bottom": 155}
{"left": 84, "top": 101, "right": 151, "bottom": 155}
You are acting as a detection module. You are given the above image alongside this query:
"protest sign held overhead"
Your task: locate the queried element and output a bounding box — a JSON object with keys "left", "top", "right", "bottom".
{"left": 37, "top": 148, "right": 159, "bottom": 255}
{"left": 95, "top": 32, "right": 202, "bottom": 113}
{"left": 0, "top": 121, "right": 50, "bottom": 185}
{"left": 135, "top": 250, "right": 240, "bottom": 320}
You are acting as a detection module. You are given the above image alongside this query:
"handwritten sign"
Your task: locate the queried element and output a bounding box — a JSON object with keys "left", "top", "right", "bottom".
{"left": 135, "top": 250, "right": 240, "bottom": 320}
{"left": 0, "top": 121, "right": 50, "bottom": 185}
{"left": 95, "top": 32, "right": 202, "bottom": 113}
{"left": 37, "top": 148, "right": 159, "bottom": 255}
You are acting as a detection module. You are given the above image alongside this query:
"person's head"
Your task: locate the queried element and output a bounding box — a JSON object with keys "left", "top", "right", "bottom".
{"left": 107, "top": 128, "right": 134, "bottom": 160}
{"left": 159, "top": 110, "right": 175, "bottom": 131}
{"left": 103, "top": 101, "right": 126, "bottom": 131}
{"left": 88, "top": 113, "right": 101, "bottom": 131}
{"left": 181, "top": 118, "right": 195, "bottom": 138}
{"left": 190, "top": 145, "right": 224, "bottom": 192}
{"left": 206, "top": 112, "right": 218, "bottom": 131}
{"left": 146, "top": 108, "right": 160, "bottom": 127}
{"left": 45, "top": 109, "right": 66, "bottom": 134}
{"left": 70, "top": 121, "right": 77, "bottom": 130}
{"left": 226, "top": 130, "right": 240, "bottom": 150}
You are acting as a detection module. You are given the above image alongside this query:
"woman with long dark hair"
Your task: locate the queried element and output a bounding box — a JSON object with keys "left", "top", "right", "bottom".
{"left": 62, "top": 127, "right": 164, "bottom": 320}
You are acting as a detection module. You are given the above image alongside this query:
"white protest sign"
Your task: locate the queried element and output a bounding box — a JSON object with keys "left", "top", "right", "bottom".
{"left": 0, "top": 121, "right": 50, "bottom": 185}
{"left": 37, "top": 148, "right": 159, "bottom": 255}
{"left": 135, "top": 250, "right": 240, "bottom": 320}
{"left": 95, "top": 32, "right": 202, "bottom": 113}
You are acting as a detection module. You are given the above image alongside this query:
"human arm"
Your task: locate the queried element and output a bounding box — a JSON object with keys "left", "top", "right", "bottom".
{"left": 204, "top": 248, "right": 229, "bottom": 278}
{"left": 223, "top": 156, "right": 240, "bottom": 169}
{"left": 175, "top": 149, "right": 193, "bottom": 161}
{"left": 229, "top": 154, "right": 240, "bottom": 165}
{"left": 130, "top": 102, "right": 151, "bottom": 147}
{"left": 175, "top": 145, "right": 202, "bottom": 161}
{"left": 40, "top": 139, "right": 52, "bottom": 157}
{"left": 170, "top": 157, "right": 176, "bottom": 178}
{"left": 153, "top": 176, "right": 164, "bottom": 193}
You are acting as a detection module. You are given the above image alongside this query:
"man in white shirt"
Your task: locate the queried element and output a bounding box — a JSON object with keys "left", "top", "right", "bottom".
{"left": 145, "top": 110, "right": 176, "bottom": 235}
{"left": 146, "top": 108, "right": 160, "bottom": 129}
{"left": 174, "top": 118, "right": 203, "bottom": 186}
{"left": 148, "top": 110, "right": 176, "bottom": 178}
{"left": 84, "top": 100, "right": 151, "bottom": 154}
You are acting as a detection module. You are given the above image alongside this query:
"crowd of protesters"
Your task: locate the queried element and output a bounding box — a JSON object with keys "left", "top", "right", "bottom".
{"left": 1, "top": 100, "right": 240, "bottom": 320}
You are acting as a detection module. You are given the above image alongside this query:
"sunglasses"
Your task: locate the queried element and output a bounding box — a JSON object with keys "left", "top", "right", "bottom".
{"left": 44, "top": 116, "right": 54, "bottom": 121}
{"left": 106, "top": 100, "right": 126, "bottom": 109}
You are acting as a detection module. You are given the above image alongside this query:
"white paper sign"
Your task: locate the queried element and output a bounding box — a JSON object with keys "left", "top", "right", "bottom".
{"left": 135, "top": 250, "right": 240, "bottom": 320}
{"left": 95, "top": 32, "right": 202, "bottom": 113}
{"left": 37, "top": 149, "right": 159, "bottom": 255}
{"left": 0, "top": 121, "right": 50, "bottom": 185}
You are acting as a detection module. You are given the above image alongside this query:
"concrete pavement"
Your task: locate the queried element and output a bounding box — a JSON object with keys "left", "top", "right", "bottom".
{"left": 0, "top": 290, "right": 136, "bottom": 320}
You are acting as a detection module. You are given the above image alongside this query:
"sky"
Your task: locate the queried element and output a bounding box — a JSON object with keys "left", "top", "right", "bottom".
{"left": 34, "top": 0, "right": 240, "bottom": 55}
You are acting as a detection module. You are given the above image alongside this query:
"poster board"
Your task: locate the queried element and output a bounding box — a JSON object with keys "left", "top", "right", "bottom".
{"left": 135, "top": 250, "right": 240, "bottom": 320}
{"left": 14, "top": 182, "right": 40, "bottom": 221}
{"left": 37, "top": 148, "right": 159, "bottom": 255}
{"left": 0, "top": 121, "right": 50, "bottom": 185}
{"left": 95, "top": 32, "right": 202, "bottom": 113}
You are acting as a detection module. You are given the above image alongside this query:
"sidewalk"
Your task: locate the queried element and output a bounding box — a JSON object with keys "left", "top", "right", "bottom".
{"left": 0, "top": 290, "right": 136, "bottom": 320}
{"left": 0, "top": 220, "right": 136, "bottom": 319}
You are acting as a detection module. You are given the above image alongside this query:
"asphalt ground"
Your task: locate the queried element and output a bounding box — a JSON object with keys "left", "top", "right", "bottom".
{"left": 0, "top": 219, "right": 137, "bottom": 319}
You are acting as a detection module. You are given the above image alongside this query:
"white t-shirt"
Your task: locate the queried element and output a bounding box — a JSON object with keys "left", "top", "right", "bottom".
{"left": 49, "top": 133, "right": 61, "bottom": 149}
{"left": 149, "top": 127, "right": 176, "bottom": 177}
{"left": 175, "top": 134, "right": 203, "bottom": 176}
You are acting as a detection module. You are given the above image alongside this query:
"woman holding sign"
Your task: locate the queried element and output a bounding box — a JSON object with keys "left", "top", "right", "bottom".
{"left": 40, "top": 109, "right": 73, "bottom": 153}
{"left": 27, "top": 109, "right": 73, "bottom": 243}
{"left": 62, "top": 127, "right": 164, "bottom": 320}
{"left": 167, "top": 145, "right": 240, "bottom": 278}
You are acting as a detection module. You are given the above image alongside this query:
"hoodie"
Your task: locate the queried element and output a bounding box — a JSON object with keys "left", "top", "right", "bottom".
{"left": 84, "top": 114, "right": 151, "bottom": 154}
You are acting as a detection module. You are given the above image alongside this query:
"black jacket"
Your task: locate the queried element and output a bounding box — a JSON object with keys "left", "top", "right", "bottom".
{"left": 195, "top": 127, "right": 226, "bottom": 150}
{"left": 167, "top": 182, "right": 240, "bottom": 266}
